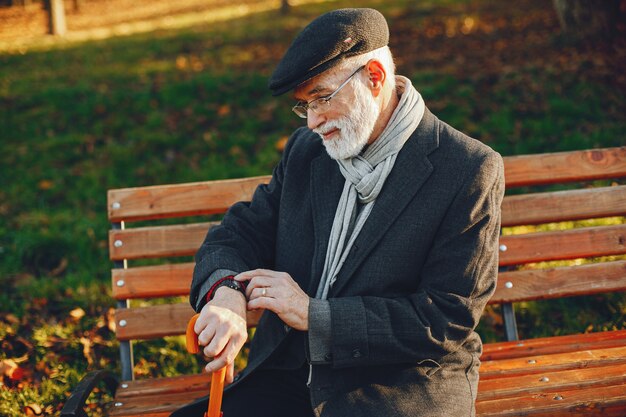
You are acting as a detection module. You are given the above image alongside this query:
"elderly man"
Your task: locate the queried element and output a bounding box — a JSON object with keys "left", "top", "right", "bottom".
{"left": 172, "top": 7, "right": 504, "bottom": 417}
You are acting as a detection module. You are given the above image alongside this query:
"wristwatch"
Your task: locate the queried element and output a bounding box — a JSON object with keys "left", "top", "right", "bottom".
{"left": 206, "top": 275, "right": 247, "bottom": 301}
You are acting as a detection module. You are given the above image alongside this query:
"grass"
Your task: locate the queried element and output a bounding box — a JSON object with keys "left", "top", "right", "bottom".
{"left": 0, "top": 0, "right": 625, "bottom": 414}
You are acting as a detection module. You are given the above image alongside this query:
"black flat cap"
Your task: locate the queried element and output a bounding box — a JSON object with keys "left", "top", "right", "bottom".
{"left": 268, "top": 8, "right": 389, "bottom": 96}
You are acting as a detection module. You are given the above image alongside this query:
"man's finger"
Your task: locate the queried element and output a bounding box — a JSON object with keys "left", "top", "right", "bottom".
{"left": 248, "top": 295, "right": 278, "bottom": 312}
{"left": 234, "top": 270, "right": 259, "bottom": 282}
{"left": 197, "top": 323, "right": 216, "bottom": 347}
{"left": 203, "top": 326, "right": 229, "bottom": 358}
{"left": 205, "top": 339, "right": 240, "bottom": 374}
{"left": 249, "top": 285, "right": 273, "bottom": 301}
{"left": 244, "top": 276, "right": 273, "bottom": 298}
{"left": 194, "top": 310, "right": 210, "bottom": 335}
{"left": 235, "top": 269, "right": 277, "bottom": 282}
{"left": 225, "top": 362, "right": 235, "bottom": 384}
{"left": 205, "top": 355, "right": 228, "bottom": 373}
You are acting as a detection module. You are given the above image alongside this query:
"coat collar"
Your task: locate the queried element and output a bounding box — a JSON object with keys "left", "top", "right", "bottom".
{"left": 308, "top": 107, "right": 440, "bottom": 296}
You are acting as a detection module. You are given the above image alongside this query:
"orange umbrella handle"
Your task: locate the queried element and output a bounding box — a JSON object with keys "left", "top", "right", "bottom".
{"left": 187, "top": 313, "right": 226, "bottom": 417}
{"left": 208, "top": 367, "right": 226, "bottom": 417}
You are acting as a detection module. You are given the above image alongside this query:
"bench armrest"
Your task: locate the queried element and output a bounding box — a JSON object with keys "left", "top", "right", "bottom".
{"left": 60, "top": 370, "right": 119, "bottom": 417}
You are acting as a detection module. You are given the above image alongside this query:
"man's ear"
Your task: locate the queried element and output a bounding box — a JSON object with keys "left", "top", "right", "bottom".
{"left": 365, "top": 59, "right": 386, "bottom": 98}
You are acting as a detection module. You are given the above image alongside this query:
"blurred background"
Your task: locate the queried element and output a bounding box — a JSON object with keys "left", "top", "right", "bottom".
{"left": 0, "top": 0, "right": 624, "bottom": 415}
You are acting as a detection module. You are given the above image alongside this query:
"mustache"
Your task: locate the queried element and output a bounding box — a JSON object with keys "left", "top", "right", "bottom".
{"left": 313, "top": 119, "right": 346, "bottom": 136}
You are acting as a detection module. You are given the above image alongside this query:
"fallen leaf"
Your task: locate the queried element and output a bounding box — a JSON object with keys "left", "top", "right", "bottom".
{"left": 69, "top": 307, "right": 86, "bottom": 321}
{"left": 24, "top": 403, "right": 42, "bottom": 416}
{"left": 80, "top": 337, "right": 94, "bottom": 365}
{"left": 50, "top": 257, "right": 68, "bottom": 276}
{"left": 106, "top": 308, "right": 116, "bottom": 332}
{"left": 32, "top": 298, "right": 48, "bottom": 308}
{"left": 15, "top": 336, "right": 34, "bottom": 350}
{"left": 275, "top": 136, "right": 288, "bottom": 152}
{"left": 4, "top": 314, "right": 20, "bottom": 324}
{"left": 175, "top": 55, "right": 188, "bottom": 70}
{"left": 37, "top": 180, "right": 54, "bottom": 190}
{"left": 217, "top": 105, "right": 230, "bottom": 116}
{"left": 10, "top": 366, "right": 25, "bottom": 381}
{"left": 42, "top": 335, "right": 65, "bottom": 349}
{"left": 0, "top": 359, "right": 17, "bottom": 376}
{"left": 1, "top": 359, "right": 24, "bottom": 381}
{"left": 35, "top": 359, "right": 52, "bottom": 375}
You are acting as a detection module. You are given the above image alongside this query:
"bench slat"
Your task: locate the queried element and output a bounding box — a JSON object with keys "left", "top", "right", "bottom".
{"left": 501, "top": 185, "right": 626, "bottom": 227}
{"left": 503, "top": 146, "right": 626, "bottom": 188}
{"left": 123, "top": 364, "right": 624, "bottom": 407}
{"left": 115, "top": 373, "right": 210, "bottom": 399}
{"left": 115, "top": 304, "right": 262, "bottom": 341}
{"left": 112, "top": 263, "right": 194, "bottom": 300}
{"left": 489, "top": 260, "right": 626, "bottom": 304}
{"left": 475, "top": 382, "right": 626, "bottom": 417}
{"left": 105, "top": 148, "right": 626, "bottom": 225}
{"left": 109, "top": 389, "right": 207, "bottom": 417}
{"left": 479, "top": 346, "right": 626, "bottom": 379}
{"left": 109, "top": 222, "right": 213, "bottom": 261}
{"left": 108, "top": 380, "right": 626, "bottom": 417}
{"left": 108, "top": 176, "right": 271, "bottom": 223}
{"left": 115, "top": 303, "right": 194, "bottom": 341}
{"left": 109, "top": 222, "right": 626, "bottom": 263}
{"left": 499, "top": 224, "right": 626, "bottom": 266}
{"left": 482, "top": 329, "right": 626, "bottom": 361}
{"left": 112, "top": 363, "right": 626, "bottom": 408}
{"left": 477, "top": 363, "right": 626, "bottom": 400}
{"left": 111, "top": 259, "right": 626, "bottom": 304}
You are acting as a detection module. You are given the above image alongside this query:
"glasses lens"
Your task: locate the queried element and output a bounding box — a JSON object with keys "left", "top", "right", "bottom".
{"left": 309, "top": 98, "right": 331, "bottom": 115}
{"left": 292, "top": 105, "right": 307, "bottom": 119}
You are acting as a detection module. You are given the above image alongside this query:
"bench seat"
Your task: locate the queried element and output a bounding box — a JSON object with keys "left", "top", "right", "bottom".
{"left": 107, "top": 332, "right": 626, "bottom": 416}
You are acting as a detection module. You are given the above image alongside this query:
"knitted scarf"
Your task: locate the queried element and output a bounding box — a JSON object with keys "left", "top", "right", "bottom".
{"left": 315, "top": 76, "right": 425, "bottom": 300}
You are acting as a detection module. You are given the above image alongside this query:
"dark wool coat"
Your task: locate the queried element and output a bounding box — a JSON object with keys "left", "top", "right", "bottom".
{"left": 184, "top": 107, "right": 504, "bottom": 417}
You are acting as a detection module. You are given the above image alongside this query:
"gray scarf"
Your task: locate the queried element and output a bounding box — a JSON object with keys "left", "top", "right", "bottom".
{"left": 315, "top": 76, "right": 425, "bottom": 300}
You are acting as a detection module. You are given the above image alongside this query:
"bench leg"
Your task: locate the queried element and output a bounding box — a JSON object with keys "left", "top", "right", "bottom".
{"left": 502, "top": 303, "right": 519, "bottom": 341}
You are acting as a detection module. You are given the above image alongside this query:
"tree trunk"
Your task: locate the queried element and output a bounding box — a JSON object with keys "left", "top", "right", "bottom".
{"left": 281, "top": 0, "right": 290, "bottom": 15}
{"left": 46, "top": 0, "right": 67, "bottom": 36}
{"left": 552, "top": 0, "right": 620, "bottom": 40}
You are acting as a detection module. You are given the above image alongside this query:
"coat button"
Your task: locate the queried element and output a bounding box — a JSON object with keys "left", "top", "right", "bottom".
{"left": 352, "top": 349, "right": 362, "bottom": 359}
{"left": 284, "top": 324, "right": 291, "bottom": 333}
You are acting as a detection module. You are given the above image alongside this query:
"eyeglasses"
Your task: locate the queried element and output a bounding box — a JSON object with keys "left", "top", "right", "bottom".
{"left": 292, "top": 65, "right": 365, "bottom": 119}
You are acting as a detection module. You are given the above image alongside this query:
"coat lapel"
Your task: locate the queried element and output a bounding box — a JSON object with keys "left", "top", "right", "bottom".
{"left": 308, "top": 151, "right": 345, "bottom": 295}
{"left": 329, "top": 108, "right": 440, "bottom": 296}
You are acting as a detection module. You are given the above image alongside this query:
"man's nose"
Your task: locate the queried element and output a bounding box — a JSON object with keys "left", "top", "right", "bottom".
{"left": 307, "top": 110, "right": 325, "bottom": 130}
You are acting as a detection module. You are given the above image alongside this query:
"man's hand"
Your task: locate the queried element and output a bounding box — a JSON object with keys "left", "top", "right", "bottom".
{"left": 235, "top": 269, "right": 310, "bottom": 331}
{"left": 195, "top": 287, "right": 247, "bottom": 383}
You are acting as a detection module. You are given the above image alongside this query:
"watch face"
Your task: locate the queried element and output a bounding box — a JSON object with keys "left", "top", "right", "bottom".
{"left": 220, "top": 279, "right": 245, "bottom": 293}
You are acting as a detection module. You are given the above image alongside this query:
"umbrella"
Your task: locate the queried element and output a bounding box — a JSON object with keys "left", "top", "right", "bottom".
{"left": 186, "top": 313, "right": 226, "bottom": 417}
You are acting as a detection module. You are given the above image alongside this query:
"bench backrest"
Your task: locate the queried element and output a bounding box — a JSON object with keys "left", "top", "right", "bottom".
{"left": 107, "top": 147, "right": 626, "bottom": 380}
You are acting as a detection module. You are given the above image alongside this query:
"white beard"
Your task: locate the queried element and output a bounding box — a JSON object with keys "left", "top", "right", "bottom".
{"left": 314, "top": 80, "right": 380, "bottom": 160}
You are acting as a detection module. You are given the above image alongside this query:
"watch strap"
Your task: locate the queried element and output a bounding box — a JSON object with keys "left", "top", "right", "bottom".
{"left": 206, "top": 275, "right": 247, "bottom": 302}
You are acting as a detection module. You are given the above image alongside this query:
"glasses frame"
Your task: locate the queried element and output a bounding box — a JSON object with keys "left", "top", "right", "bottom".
{"left": 292, "top": 65, "right": 366, "bottom": 119}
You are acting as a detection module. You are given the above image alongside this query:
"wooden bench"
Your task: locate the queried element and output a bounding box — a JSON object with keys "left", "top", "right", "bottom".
{"left": 61, "top": 146, "right": 626, "bottom": 417}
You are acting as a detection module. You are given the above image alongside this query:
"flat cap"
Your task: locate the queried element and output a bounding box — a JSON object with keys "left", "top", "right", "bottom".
{"left": 268, "top": 8, "right": 389, "bottom": 96}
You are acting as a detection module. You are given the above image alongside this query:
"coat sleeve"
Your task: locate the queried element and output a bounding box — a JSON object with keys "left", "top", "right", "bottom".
{"left": 189, "top": 129, "right": 304, "bottom": 312}
{"left": 319, "top": 150, "right": 505, "bottom": 368}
